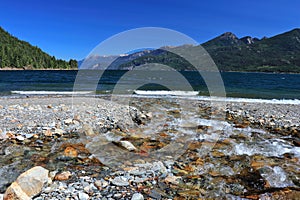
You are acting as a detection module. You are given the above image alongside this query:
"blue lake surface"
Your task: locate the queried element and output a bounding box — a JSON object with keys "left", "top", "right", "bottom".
{"left": 0, "top": 70, "right": 299, "bottom": 99}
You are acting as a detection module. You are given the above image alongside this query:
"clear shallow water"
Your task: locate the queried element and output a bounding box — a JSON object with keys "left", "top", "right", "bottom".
{"left": 1, "top": 70, "right": 300, "bottom": 99}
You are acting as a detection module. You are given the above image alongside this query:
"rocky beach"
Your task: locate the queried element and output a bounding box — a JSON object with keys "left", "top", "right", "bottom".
{"left": 0, "top": 95, "right": 299, "bottom": 200}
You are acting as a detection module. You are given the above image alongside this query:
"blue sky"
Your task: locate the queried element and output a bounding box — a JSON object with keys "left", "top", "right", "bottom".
{"left": 0, "top": 0, "right": 299, "bottom": 60}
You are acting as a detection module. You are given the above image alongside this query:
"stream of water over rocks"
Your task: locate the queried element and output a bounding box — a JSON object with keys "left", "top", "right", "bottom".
{"left": 0, "top": 96, "right": 299, "bottom": 199}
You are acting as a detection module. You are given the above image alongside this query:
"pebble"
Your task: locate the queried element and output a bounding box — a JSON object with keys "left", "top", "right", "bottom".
{"left": 164, "top": 175, "right": 180, "bottom": 185}
{"left": 149, "top": 189, "right": 162, "bottom": 200}
{"left": 54, "top": 171, "right": 72, "bottom": 181}
{"left": 94, "top": 180, "right": 102, "bottom": 189}
{"left": 64, "top": 118, "right": 73, "bottom": 125}
{"left": 119, "top": 140, "right": 137, "bottom": 151}
{"left": 114, "top": 193, "right": 122, "bottom": 198}
{"left": 78, "top": 191, "right": 89, "bottom": 200}
{"left": 44, "top": 129, "right": 53, "bottom": 137}
{"left": 64, "top": 146, "right": 78, "bottom": 158}
{"left": 54, "top": 128, "right": 65, "bottom": 136}
{"left": 16, "top": 135, "right": 25, "bottom": 141}
{"left": 131, "top": 193, "right": 144, "bottom": 200}
{"left": 111, "top": 176, "right": 130, "bottom": 186}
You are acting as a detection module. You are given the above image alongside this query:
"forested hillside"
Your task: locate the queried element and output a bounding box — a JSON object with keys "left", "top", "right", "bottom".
{"left": 0, "top": 27, "right": 77, "bottom": 69}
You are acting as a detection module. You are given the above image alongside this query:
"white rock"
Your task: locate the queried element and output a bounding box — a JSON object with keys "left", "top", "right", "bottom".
{"left": 54, "top": 128, "right": 65, "bottom": 136}
{"left": 120, "top": 141, "right": 137, "bottom": 151}
{"left": 131, "top": 193, "right": 144, "bottom": 200}
{"left": 0, "top": 130, "right": 7, "bottom": 140}
{"left": 64, "top": 118, "right": 73, "bottom": 125}
{"left": 111, "top": 176, "right": 129, "bottom": 186}
{"left": 78, "top": 191, "right": 89, "bottom": 200}
{"left": 24, "top": 134, "right": 34, "bottom": 139}
{"left": 16, "top": 135, "right": 25, "bottom": 141}
{"left": 145, "top": 112, "right": 153, "bottom": 119}
{"left": 102, "top": 180, "right": 109, "bottom": 188}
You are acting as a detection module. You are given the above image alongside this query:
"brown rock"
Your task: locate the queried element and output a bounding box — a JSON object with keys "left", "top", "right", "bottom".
{"left": 44, "top": 129, "right": 53, "bottom": 137}
{"left": 54, "top": 171, "right": 72, "bottom": 181}
{"left": 74, "top": 115, "right": 81, "bottom": 121}
{"left": 178, "top": 190, "right": 200, "bottom": 197}
{"left": 251, "top": 161, "right": 266, "bottom": 170}
{"left": 164, "top": 175, "right": 180, "bottom": 185}
{"left": 211, "top": 151, "right": 225, "bottom": 157}
{"left": 293, "top": 138, "right": 300, "bottom": 147}
{"left": 234, "top": 121, "right": 250, "bottom": 128}
{"left": 64, "top": 147, "right": 78, "bottom": 158}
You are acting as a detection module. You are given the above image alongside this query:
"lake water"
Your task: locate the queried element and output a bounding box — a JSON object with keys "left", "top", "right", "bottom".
{"left": 0, "top": 70, "right": 300, "bottom": 100}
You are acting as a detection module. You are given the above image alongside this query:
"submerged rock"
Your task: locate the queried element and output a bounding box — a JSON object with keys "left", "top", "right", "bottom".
{"left": 82, "top": 124, "right": 95, "bottom": 136}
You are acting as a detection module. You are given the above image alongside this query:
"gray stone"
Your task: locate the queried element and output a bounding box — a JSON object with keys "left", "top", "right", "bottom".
{"left": 78, "top": 192, "right": 89, "bottom": 200}
{"left": 111, "top": 176, "right": 129, "bottom": 186}
{"left": 114, "top": 193, "right": 122, "bottom": 198}
{"left": 131, "top": 193, "right": 144, "bottom": 200}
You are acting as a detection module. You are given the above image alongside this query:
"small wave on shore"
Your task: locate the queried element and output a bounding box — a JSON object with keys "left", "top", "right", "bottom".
{"left": 8, "top": 89, "right": 300, "bottom": 105}
{"left": 132, "top": 90, "right": 300, "bottom": 105}
{"left": 11, "top": 91, "right": 93, "bottom": 95}
{"left": 133, "top": 90, "right": 199, "bottom": 96}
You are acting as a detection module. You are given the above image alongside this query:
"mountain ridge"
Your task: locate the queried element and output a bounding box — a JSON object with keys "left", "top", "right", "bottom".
{"left": 81, "top": 28, "right": 300, "bottom": 72}
{"left": 1, "top": 26, "right": 300, "bottom": 72}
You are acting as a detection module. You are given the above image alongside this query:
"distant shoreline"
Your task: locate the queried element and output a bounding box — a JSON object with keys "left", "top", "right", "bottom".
{"left": 0, "top": 67, "right": 77, "bottom": 70}
{"left": 1, "top": 67, "right": 300, "bottom": 74}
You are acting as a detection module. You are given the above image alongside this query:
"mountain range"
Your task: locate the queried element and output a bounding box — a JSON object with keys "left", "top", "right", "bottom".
{"left": 80, "top": 28, "right": 300, "bottom": 73}
{"left": 1, "top": 26, "right": 300, "bottom": 72}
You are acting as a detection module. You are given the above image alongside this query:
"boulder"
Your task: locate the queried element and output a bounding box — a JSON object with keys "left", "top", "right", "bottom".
{"left": 4, "top": 166, "right": 49, "bottom": 200}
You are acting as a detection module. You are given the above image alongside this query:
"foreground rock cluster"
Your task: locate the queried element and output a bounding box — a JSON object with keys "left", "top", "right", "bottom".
{"left": 0, "top": 96, "right": 299, "bottom": 199}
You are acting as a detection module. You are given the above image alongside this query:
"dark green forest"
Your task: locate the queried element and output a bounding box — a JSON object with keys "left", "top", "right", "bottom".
{"left": 0, "top": 27, "right": 77, "bottom": 69}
